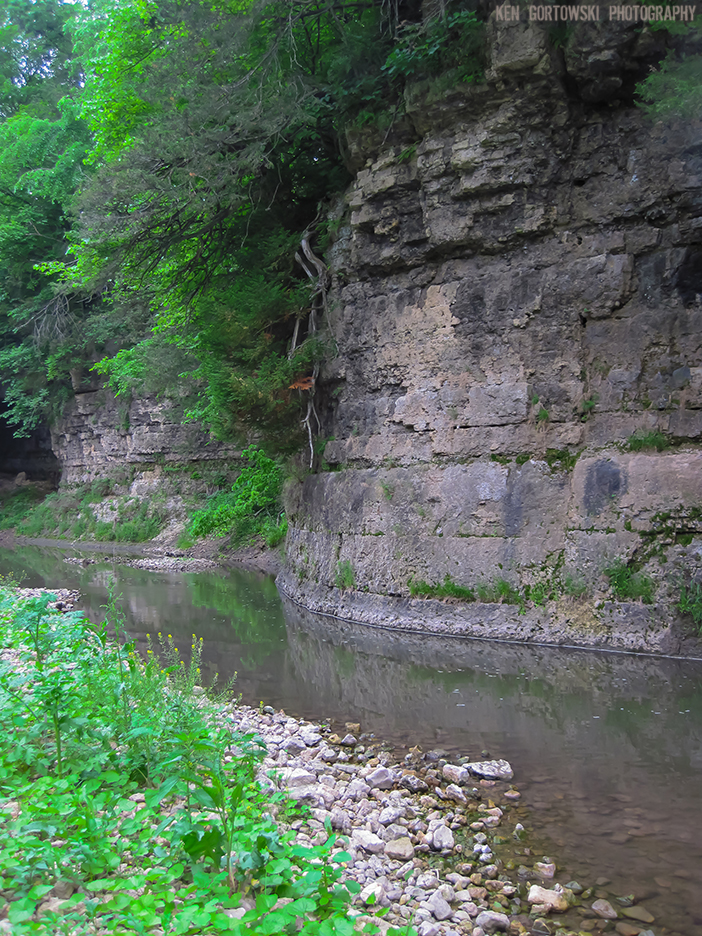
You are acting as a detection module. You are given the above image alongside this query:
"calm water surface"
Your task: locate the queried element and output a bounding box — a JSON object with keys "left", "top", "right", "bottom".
{"left": 2, "top": 545, "right": 702, "bottom": 936}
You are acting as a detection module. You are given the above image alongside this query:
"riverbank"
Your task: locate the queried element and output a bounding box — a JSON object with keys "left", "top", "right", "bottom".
{"left": 0, "top": 585, "right": 668, "bottom": 936}
{"left": 277, "top": 570, "right": 702, "bottom": 660}
{"left": 0, "top": 528, "right": 283, "bottom": 576}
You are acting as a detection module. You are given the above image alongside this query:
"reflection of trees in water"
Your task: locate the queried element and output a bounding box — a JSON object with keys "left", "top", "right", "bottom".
{"left": 186, "top": 570, "right": 286, "bottom": 670}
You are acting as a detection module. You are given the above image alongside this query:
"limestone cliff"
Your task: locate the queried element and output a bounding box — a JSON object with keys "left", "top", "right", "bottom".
{"left": 52, "top": 388, "right": 237, "bottom": 485}
{"left": 278, "top": 16, "right": 702, "bottom": 654}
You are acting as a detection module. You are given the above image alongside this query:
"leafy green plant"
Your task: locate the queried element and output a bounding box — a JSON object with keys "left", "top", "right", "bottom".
{"left": 515, "top": 453, "right": 531, "bottom": 466}
{"left": 335, "top": 559, "right": 356, "bottom": 590}
{"left": 0, "top": 585, "right": 402, "bottom": 936}
{"left": 628, "top": 430, "right": 669, "bottom": 452}
{"left": 187, "top": 446, "right": 286, "bottom": 546}
{"left": 605, "top": 560, "right": 655, "bottom": 604}
{"left": 382, "top": 9, "right": 485, "bottom": 84}
{"left": 544, "top": 449, "right": 580, "bottom": 472}
{"left": 0, "top": 486, "right": 46, "bottom": 531}
{"left": 409, "top": 574, "right": 475, "bottom": 601}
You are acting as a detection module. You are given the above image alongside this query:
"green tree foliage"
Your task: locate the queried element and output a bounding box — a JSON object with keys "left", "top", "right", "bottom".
{"left": 0, "top": 1, "right": 98, "bottom": 435}
{"left": 1, "top": 0, "right": 487, "bottom": 446}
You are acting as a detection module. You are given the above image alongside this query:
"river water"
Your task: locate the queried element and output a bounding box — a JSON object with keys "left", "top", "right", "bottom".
{"left": 2, "top": 545, "right": 702, "bottom": 936}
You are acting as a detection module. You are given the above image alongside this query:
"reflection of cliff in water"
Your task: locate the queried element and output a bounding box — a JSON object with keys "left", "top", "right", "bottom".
{"left": 281, "top": 596, "right": 702, "bottom": 936}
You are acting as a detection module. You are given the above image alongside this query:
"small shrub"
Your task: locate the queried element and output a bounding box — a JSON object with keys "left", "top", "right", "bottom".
{"left": 187, "top": 446, "right": 285, "bottom": 547}
{"left": 605, "top": 560, "right": 655, "bottom": 604}
{"left": 678, "top": 581, "right": 702, "bottom": 629}
{"left": 476, "top": 578, "right": 523, "bottom": 605}
{"left": 335, "top": 559, "right": 356, "bottom": 590}
{"left": 409, "top": 574, "right": 475, "bottom": 601}
{"left": 515, "top": 453, "right": 531, "bottom": 466}
{"left": 536, "top": 407, "right": 550, "bottom": 425}
{"left": 0, "top": 487, "right": 46, "bottom": 530}
{"left": 526, "top": 581, "right": 553, "bottom": 606}
{"left": 628, "top": 430, "right": 669, "bottom": 452}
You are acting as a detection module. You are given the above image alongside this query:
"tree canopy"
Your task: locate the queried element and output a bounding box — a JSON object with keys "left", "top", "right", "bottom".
{"left": 0, "top": 0, "right": 487, "bottom": 448}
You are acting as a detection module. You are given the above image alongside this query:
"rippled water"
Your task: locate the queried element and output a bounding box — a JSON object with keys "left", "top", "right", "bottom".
{"left": 2, "top": 545, "right": 702, "bottom": 936}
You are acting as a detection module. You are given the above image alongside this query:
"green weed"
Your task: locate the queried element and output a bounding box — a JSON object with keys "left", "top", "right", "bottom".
{"left": 605, "top": 560, "right": 655, "bottom": 604}
{"left": 678, "top": 581, "right": 702, "bottom": 630}
{"left": 628, "top": 430, "right": 669, "bottom": 452}
{"left": 563, "top": 574, "right": 588, "bottom": 599}
{"left": 544, "top": 449, "right": 580, "bottom": 472}
{"left": 335, "top": 559, "right": 356, "bottom": 590}
{"left": 408, "top": 574, "right": 475, "bottom": 601}
{"left": 476, "top": 578, "right": 523, "bottom": 605}
{"left": 380, "top": 479, "right": 395, "bottom": 501}
{"left": 0, "top": 486, "right": 46, "bottom": 530}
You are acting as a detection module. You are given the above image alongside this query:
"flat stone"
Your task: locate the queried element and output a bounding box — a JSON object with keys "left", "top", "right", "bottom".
{"left": 621, "top": 906, "right": 655, "bottom": 924}
{"left": 432, "top": 824, "right": 455, "bottom": 851}
{"left": 384, "top": 836, "right": 415, "bottom": 861}
{"left": 592, "top": 899, "right": 618, "bottom": 919}
{"left": 466, "top": 760, "right": 514, "bottom": 781}
{"left": 475, "top": 911, "right": 510, "bottom": 933}
{"left": 528, "top": 885, "right": 568, "bottom": 913}
{"left": 616, "top": 923, "right": 642, "bottom": 936}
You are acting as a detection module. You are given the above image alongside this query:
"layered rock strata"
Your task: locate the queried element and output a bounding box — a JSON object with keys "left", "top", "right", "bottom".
{"left": 280, "top": 17, "right": 702, "bottom": 650}
{"left": 51, "top": 388, "right": 237, "bottom": 484}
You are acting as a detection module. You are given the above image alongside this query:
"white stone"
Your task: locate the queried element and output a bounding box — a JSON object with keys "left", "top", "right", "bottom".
{"left": 443, "top": 763, "right": 470, "bottom": 784}
{"left": 445, "top": 783, "right": 468, "bottom": 805}
{"left": 299, "top": 725, "right": 322, "bottom": 746}
{"left": 528, "top": 885, "right": 568, "bottom": 913}
{"left": 535, "top": 861, "right": 556, "bottom": 878}
{"left": 379, "top": 805, "right": 405, "bottom": 825}
{"left": 465, "top": 759, "right": 513, "bottom": 781}
{"left": 432, "top": 824, "right": 455, "bottom": 851}
{"left": 359, "top": 879, "right": 386, "bottom": 906}
{"left": 366, "top": 766, "right": 395, "bottom": 790}
{"left": 285, "top": 767, "right": 317, "bottom": 787}
{"left": 351, "top": 829, "right": 385, "bottom": 854}
{"left": 592, "top": 899, "right": 618, "bottom": 919}
{"left": 384, "top": 836, "right": 415, "bottom": 861}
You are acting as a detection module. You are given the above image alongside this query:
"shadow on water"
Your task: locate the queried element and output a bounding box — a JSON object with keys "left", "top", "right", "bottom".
{"left": 2, "top": 545, "right": 702, "bottom": 936}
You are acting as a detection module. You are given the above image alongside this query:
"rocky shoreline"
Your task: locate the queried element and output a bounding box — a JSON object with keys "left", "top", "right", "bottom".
{"left": 233, "top": 703, "right": 660, "bottom": 936}
{"left": 2, "top": 588, "right": 664, "bottom": 936}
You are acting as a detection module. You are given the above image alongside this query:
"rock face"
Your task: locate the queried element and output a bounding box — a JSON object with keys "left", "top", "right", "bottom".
{"left": 51, "top": 388, "right": 237, "bottom": 483}
{"left": 280, "top": 17, "right": 702, "bottom": 653}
